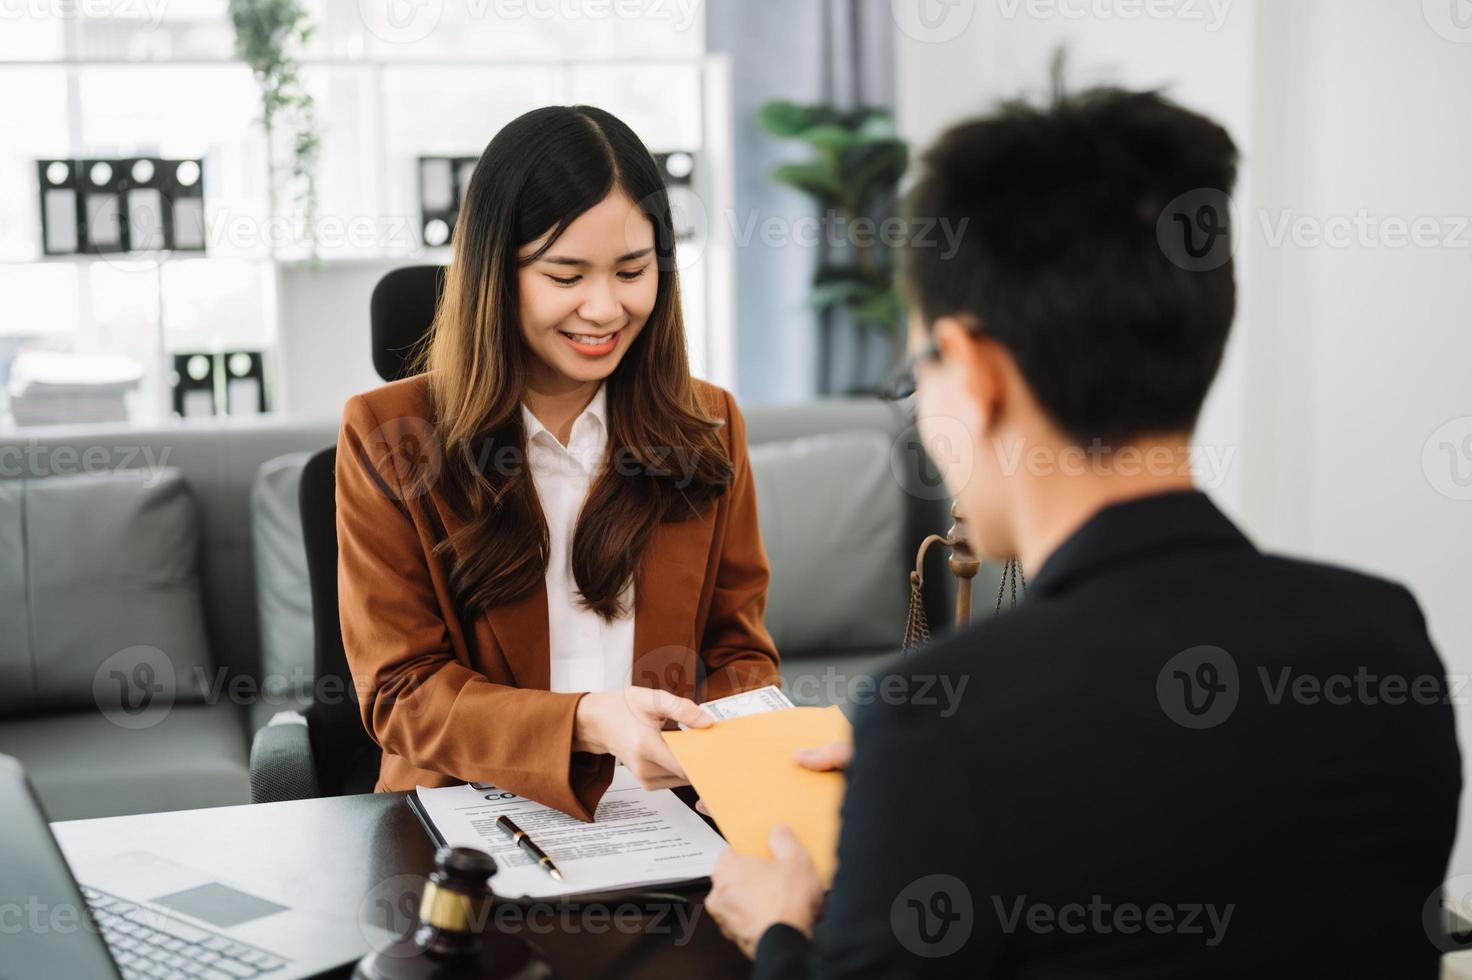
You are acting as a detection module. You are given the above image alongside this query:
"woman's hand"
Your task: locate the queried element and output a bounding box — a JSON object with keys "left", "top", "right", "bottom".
{"left": 573, "top": 687, "right": 714, "bottom": 789}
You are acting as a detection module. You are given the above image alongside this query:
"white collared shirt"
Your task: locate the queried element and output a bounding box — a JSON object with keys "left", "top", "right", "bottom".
{"left": 520, "top": 384, "right": 635, "bottom": 694}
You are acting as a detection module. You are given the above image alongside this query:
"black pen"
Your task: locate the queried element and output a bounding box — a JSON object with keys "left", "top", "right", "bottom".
{"left": 496, "top": 815, "right": 564, "bottom": 882}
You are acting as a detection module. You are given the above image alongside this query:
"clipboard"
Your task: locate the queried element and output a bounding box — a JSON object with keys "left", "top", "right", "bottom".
{"left": 405, "top": 791, "right": 447, "bottom": 848}
{"left": 402, "top": 786, "right": 707, "bottom": 907}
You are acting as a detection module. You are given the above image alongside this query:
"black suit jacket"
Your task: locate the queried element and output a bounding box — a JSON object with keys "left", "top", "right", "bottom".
{"left": 757, "top": 491, "right": 1460, "bottom": 979}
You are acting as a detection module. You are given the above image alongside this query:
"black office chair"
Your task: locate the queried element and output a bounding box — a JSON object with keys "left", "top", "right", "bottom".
{"left": 249, "top": 266, "right": 447, "bottom": 803}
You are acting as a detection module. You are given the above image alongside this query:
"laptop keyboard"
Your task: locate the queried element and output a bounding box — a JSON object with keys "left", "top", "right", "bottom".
{"left": 81, "top": 885, "right": 289, "bottom": 980}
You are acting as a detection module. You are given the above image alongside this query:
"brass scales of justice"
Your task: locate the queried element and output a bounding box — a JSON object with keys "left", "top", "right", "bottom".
{"left": 901, "top": 503, "right": 1027, "bottom": 654}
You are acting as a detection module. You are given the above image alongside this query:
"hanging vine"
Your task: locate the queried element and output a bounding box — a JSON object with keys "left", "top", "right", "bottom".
{"left": 228, "top": 0, "right": 321, "bottom": 257}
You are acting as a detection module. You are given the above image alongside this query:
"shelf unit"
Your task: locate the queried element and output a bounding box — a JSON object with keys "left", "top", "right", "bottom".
{"left": 0, "top": 6, "right": 733, "bottom": 428}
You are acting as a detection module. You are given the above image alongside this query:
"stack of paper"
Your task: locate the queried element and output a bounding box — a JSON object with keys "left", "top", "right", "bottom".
{"left": 412, "top": 767, "right": 727, "bottom": 899}
{"left": 8, "top": 350, "right": 141, "bottom": 427}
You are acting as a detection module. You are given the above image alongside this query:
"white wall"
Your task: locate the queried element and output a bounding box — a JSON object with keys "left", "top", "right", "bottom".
{"left": 1258, "top": 0, "right": 1472, "bottom": 877}
{"left": 895, "top": 0, "right": 1472, "bottom": 874}
{"left": 274, "top": 261, "right": 395, "bottom": 422}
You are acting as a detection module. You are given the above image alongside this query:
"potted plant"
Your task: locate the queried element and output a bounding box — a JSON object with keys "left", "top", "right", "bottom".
{"left": 229, "top": 0, "right": 321, "bottom": 258}
{"left": 757, "top": 100, "right": 909, "bottom": 394}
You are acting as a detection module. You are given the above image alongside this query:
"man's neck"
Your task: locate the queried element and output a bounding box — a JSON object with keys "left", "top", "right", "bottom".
{"left": 1010, "top": 437, "right": 1198, "bottom": 576}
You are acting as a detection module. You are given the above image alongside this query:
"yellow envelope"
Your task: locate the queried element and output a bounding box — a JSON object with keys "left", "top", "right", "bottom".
{"left": 663, "top": 705, "right": 852, "bottom": 885}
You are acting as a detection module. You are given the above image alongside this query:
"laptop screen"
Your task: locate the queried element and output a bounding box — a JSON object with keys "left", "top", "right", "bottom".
{"left": 0, "top": 754, "right": 122, "bottom": 980}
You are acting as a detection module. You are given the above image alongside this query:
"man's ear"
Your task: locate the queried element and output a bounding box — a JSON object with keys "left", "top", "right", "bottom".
{"left": 933, "top": 315, "right": 1004, "bottom": 432}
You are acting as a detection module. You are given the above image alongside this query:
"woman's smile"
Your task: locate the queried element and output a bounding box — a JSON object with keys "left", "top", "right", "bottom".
{"left": 558, "top": 327, "right": 622, "bottom": 357}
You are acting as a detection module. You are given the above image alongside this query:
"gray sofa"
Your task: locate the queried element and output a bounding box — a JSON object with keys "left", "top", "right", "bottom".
{"left": 0, "top": 399, "right": 972, "bottom": 821}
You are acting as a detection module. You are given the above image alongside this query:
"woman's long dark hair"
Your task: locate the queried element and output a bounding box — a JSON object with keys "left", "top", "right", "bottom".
{"left": 410, "top": 105, "right": 732, "bottom": 621}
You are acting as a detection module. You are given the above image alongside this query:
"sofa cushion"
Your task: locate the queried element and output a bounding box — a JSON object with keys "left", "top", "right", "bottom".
{"left": 749, "top": 432, "right": 909, "bottom": 656}
{"left": 781, "top": 648, "right": 895, "bottom": 710}
{"left": 0, "top": 703, "right": 250, "bottom": 819}
{"left": 0, "top": 468, "right": 214, "bottom": 716}
{"left": 251, "top": 452, "right": 315, "bottom": 701}
{"left": 0, "top": 482, "right": 28, "bottom": 702}
{"left": 247, "top": 432, "right": 912, "bottom": 678}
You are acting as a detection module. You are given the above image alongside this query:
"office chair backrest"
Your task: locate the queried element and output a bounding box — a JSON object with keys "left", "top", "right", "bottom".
{"left": 298, "top": 265, "right": 447, "bottom": 795}
{"left": 370, "top": 265, "right": 447, "bottom": 382}
{"left": 298, "top": 446, "right": 378, "bottom": 796}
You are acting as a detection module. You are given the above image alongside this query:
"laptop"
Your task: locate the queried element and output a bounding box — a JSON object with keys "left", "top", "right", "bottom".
{"left": 1, "top": 754, "right": 392, "bottom": 980}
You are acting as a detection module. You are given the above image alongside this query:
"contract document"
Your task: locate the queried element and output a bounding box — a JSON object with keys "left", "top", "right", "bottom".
{"left": 410, "top": 766, "right": 727, "bottom": 899}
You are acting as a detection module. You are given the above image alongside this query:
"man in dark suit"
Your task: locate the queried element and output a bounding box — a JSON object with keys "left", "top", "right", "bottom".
{"left": 705, "top": 83, "right": 1462, "bottom": 977}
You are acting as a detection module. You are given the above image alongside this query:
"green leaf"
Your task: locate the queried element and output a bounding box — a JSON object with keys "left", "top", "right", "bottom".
{"left": 805, "top": 279, "right": 876, "bottom": 311}
{"left": 797, "top": 123, "right": 860, "bottom": 155}
{"left": 806, "top": 278, "right": 903, "bottom": 334}
{"left": 757, "top": 101, "right": 820, "bottom": 138}
{"left": 771, "top": 162, "right": 844, "bottom": 204}
{"left": 850, "top": 290, "right": 904, "bottom": 333}
{"left": 845, "top": 140, "right": 909, "bottom": 210}
{"left": 852, "top": 112, "right": 899, "bottom": 144}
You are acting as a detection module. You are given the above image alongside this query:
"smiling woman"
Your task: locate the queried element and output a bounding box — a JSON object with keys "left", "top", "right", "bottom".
{"left": 517, "top": 196, "right": 657, "bottom": 379}
{"left": 334, "top": 105, "right": 782, "bottom": 820}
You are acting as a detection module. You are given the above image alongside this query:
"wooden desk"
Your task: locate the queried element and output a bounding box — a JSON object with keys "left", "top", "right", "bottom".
{"left": 52, "top": 792, "right": 751, "bottom": 979}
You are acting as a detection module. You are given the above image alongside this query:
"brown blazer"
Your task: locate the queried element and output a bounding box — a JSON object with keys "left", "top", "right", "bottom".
{"left": 335, "top": 374, "right": 781, "bottom": 820}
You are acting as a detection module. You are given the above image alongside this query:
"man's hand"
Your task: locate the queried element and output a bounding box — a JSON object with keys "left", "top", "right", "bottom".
{"left": 572, "top": 687, "right": 713, "bottom": 790}
{"left": 706, "top": 826, "right": 825, "bottom": 959}
{"left": 794, "top": 738, "right": 853, "bottom": 772}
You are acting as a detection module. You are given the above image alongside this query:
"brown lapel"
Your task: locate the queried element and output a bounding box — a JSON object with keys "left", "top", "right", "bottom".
{"left": 429, "top": 489, "right": 716, "bottom": 694}
{"left": 486, "top": 583, "right": 552, "bottom": 692}
{"left": 427, "top": 493, "right": 551, "bottom": 692}
{"left": 630, "top": 509, "right": 717, "bottom": 694}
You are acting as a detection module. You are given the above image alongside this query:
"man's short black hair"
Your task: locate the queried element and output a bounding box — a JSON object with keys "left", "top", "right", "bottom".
{"left": 904, "top": 85, "right": 1240, "bottom": 443}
